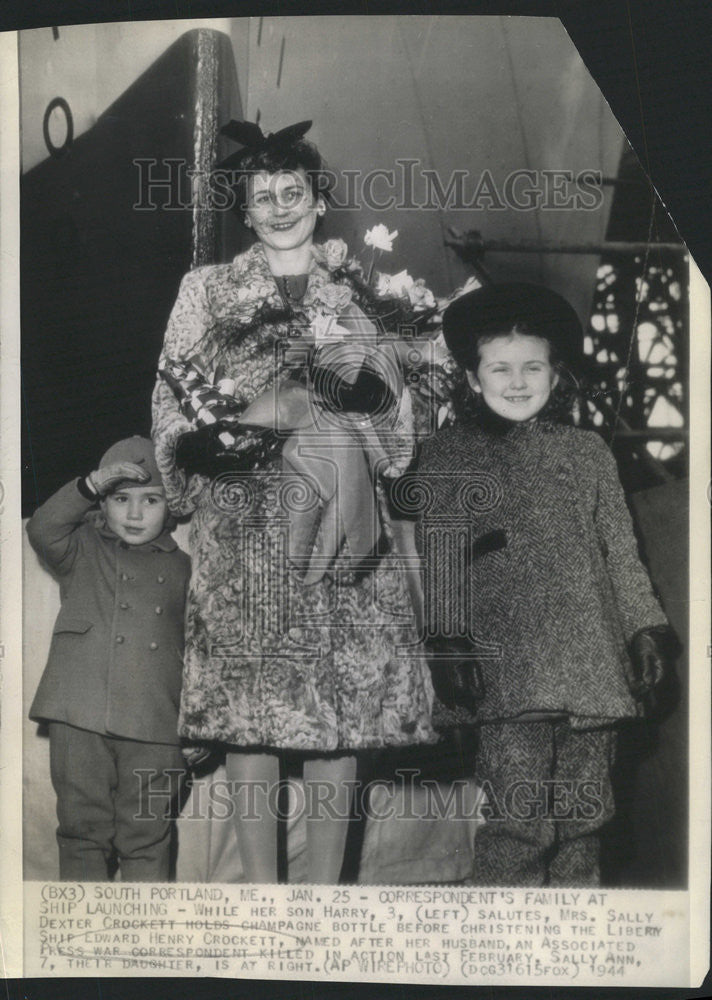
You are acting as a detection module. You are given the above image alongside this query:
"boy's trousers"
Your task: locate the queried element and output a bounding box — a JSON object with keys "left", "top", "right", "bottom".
{"left": 472, "top": 719, "right": 616, "bottom": 887}
{"left": 49, "top": 721, "right": 185, "bottom": 881}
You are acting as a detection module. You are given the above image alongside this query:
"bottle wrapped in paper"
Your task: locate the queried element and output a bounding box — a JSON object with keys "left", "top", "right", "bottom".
{"left": 160, "top": 312, "right": 415, "bottom": 583}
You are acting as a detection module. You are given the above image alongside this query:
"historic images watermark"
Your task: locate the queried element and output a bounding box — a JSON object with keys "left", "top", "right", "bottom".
{"left": 134, "top": 771, "right": 606, "bottom": 824}
{"left": 193, "top": 320, "right": 508, "bottom": 655}
{"left": 133, "top": 159, "right": 604, "bottom": 214}
{"left": 204, "top": 465, "right": 506, "bottom": 656}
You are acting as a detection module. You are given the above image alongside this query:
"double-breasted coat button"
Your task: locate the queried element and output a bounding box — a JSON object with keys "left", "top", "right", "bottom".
{"left": 155, "top": 606, "right": 163, "bottom": 615}
{"left": 157, "top": 575, "right": 165, "bottom": 583}
{"left": 121, "top": 573, "right": 129, "bottom": 581}
{"left": 115, "top": 635, "right": 125, "bottom": 644}
{"left": 149, "top": 641, "right": 159, "bottom": 650}
{"left": 119, "top": 602, "right": 129, "bottom": 610}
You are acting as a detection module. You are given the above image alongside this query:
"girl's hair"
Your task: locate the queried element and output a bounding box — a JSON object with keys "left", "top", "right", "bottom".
{"left": 229, "top": 138, "right": 333, "bottom": 214}
{"left": 449, "top": 326, "right": 581, "bottom": 426}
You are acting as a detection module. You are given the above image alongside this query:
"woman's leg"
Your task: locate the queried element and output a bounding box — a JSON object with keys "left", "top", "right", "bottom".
{"left": 303, "top": 755, "right": 358, "bottom": 884}
{"left": 225, "top": 751, "right": 280, "bottom": 883}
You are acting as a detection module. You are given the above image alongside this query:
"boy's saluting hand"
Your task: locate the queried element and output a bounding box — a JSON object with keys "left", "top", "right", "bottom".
{"left": 87, "top": 461, "right": 151, "bottom": 497}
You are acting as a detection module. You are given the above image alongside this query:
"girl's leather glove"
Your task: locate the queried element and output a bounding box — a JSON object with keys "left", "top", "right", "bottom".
{"left": 627, "top": 625, "right": 681, "bottom": 698}
{"left": 627, "top": 624, "right": 682, "bottom": 722}
{"left": 425, "top": 636, "right": 485, "bottom": 715}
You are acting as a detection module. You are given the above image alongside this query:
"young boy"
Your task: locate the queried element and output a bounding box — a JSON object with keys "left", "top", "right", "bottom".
{"left": 28, "top": 436, "right": 191, "bottom": 881}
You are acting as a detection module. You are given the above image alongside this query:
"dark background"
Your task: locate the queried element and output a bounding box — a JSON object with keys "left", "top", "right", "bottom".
{"left": 3, "top": 0, "right": 711, "bottom": 997}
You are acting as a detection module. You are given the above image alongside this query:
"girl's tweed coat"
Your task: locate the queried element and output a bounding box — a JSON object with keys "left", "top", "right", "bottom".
{"left": 417, "top": 419, "right": 667, "bottom": 727}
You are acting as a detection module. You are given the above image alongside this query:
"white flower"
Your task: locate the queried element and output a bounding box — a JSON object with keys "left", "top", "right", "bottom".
{"left": 407, "top": 278, "right": 436, "bottom": 311}
{"left": 364, "top": 224, "right": 399, "bottom": 252}
{"left": 374, "top": 272, "right": 394, "bottom": 297}
{"left": 437, "top": 403, "right": 453, "bottom": 428}
{"left": 312, "top": 239, "right": 349, "bottom": 270}
{"left": 315, "top": 282, "right": 353, "bottom": 313}
{"left": 387, "top": 269, "right": 415, "bottom": 298}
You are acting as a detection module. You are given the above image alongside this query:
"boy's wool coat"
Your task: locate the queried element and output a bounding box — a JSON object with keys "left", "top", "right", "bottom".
{"left": 28, "top": 480, "right": 190, "bottom": 745}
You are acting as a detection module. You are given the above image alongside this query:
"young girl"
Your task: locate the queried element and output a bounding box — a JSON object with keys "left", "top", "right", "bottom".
{"left": 416, "top": 282, "right": 679, "bottom": 887}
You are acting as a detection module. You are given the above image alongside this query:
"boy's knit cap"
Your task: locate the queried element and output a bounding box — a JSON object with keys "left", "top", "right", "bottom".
{"left": 99, "top": 436, "right": 162, "bottom": 489}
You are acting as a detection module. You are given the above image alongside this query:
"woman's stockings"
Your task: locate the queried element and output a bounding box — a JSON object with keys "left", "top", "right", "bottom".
{"left": 304, "top": 755, "right": 357, "bottom": 884}
{"left": 225, "top": 751, "right": 357, "bottom": 883}
{"left": 225, "top": 751, "right": 280, "bottom": 883}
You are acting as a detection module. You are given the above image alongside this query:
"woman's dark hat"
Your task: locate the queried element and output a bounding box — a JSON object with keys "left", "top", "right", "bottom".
{"left": 442, "top": 282, "right": 583, "bottom": 372}
{"left": 216, "top": 119, "right": 313, "bottom": 171}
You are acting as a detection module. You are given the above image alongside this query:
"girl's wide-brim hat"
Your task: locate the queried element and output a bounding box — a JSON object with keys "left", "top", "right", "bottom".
{"left": 442, "top": 282, "right": 583, "bottom": 372}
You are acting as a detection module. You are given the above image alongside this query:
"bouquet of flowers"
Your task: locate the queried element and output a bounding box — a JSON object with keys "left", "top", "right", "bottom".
{"left": 318, "top": 226, "right": 482, "bottom": 431}
{"left": 159, "top": 232, "right": 479, "bottom": 581}
{"left": 315, "top": 225, "right": 441, "bottom": 337}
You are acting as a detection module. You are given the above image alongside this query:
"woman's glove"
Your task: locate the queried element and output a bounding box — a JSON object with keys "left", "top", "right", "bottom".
{"left": 175, "top": 425, "right": 229, "bottom": 477}
{"left": 310, "top": 363, "right": 396, "bottom": 415}
{"left": 175, "top": 424, "right": 283, "bottom": 478}
{"left": 86, "top": 462, "right": 150, "bottom": 497}
{"left": 425, "top": 636, "right": 485, "bottom": 715}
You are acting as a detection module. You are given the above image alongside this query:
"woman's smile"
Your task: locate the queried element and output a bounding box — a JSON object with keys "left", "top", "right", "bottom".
{"left": 245, "top": 169, "right": 323, "bottom": 259}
